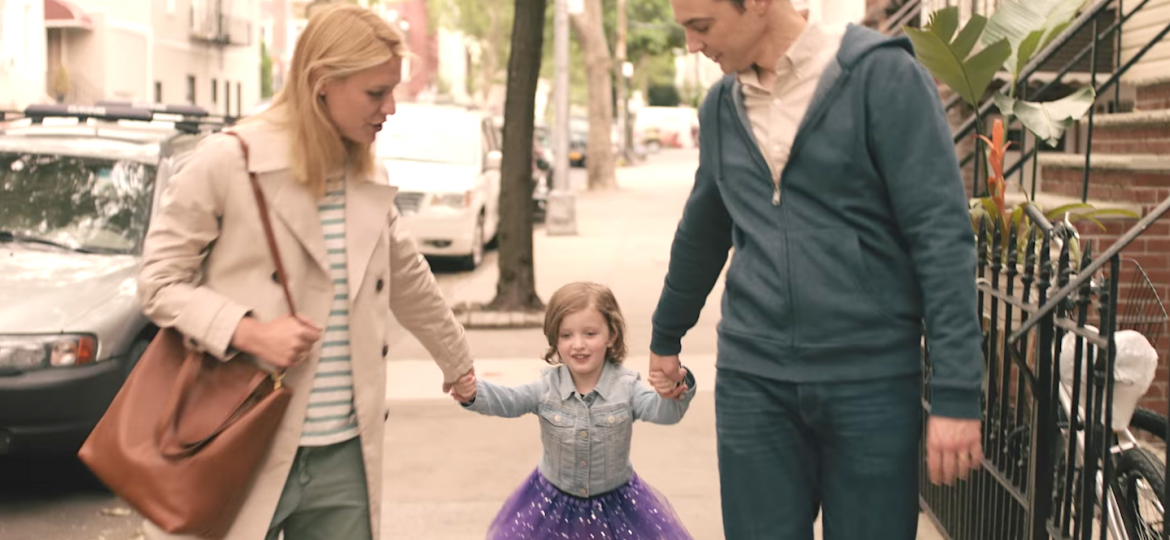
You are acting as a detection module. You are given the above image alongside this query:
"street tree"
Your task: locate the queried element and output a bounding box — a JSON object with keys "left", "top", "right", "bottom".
{"left": 570, "top": 0, "right": 617, "bottom": 190}
{"left": 487, "top": 0, "right": 548, "bottom": 312}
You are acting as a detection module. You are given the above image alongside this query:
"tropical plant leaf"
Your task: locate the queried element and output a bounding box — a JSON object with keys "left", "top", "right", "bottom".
{"left": 1015, "top": 30, "right": 1045, "bottom": 80}
{"left": 928, "top": 7, "right": 960, "bottom": 43}
{"left": 1014, "top": 86, "right": 1096, "bottom": 146}
{"left": 979, "top": 197, "right": 1003, "bottom": 228}
{"left": 993, "top": 91, "right": 1017, "bottom": 117}
{"left": 983, "top": 0, "right": 1090, "bottom": 79}
{"left": 906, "top": 9, "right": 1011, "bottom": 107}
{"left": 1076, "top": 208, "right": 1142, "bottom": 220}
{"left": 1011, "top": 205, "right": 1026, "bottom": 229}
{"left": 1044, "top": 202, "right": 1093, "bottom": 220}
{"left": 952, "top": 14, "right": 988, "bottom": 60}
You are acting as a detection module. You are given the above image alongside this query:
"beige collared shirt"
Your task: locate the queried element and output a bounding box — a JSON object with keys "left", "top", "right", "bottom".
{"left": 737, "top": 22, "right": 847, "bottom": 203}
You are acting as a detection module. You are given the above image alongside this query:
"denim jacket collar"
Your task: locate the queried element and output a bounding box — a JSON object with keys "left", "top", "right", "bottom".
{"left": 555, "top": 361, "right": 623, "bottom": 401}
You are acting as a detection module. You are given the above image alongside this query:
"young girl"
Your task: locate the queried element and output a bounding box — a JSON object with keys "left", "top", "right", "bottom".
{"left": 452, "top": 281, "right": 696, "bottom": 539}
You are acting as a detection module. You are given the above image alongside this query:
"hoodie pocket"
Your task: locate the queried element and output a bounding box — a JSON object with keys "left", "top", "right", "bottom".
{"left": 789, "top": 229, "right": 895, "bottom": 347}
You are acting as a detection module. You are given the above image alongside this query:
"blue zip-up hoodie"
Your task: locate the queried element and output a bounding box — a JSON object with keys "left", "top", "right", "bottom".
{"left": 650, "top": 24, "right": 984, "bottom": 419}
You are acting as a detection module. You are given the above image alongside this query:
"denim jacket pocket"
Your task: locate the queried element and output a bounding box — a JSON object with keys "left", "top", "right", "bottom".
{"left": 590, "top": 408, "right": 632, "bottom": 482}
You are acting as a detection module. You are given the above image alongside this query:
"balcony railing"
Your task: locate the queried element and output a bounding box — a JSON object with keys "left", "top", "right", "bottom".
{"left": 190, "top": 3, "right": 252, "bottom": 47}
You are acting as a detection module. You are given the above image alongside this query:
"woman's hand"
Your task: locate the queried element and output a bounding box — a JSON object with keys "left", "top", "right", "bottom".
{"left": 450, "top": 370, "right": 477, "bottom": 404}
{"left": 231, "top": 315, "right": 322, "bottom": 369}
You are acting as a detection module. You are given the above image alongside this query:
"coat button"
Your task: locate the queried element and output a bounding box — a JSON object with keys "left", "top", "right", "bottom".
{"left": 607, "top": 415, "right": 615, "bottom": 424}
{"left": 381, "top": 344, "right": 388, "bottom": 357}
{"left": 578, "top": 488, "right": 587, "bottom": 497}
{"left": 375, "top": 278, "right": 384, "bottom": 292}
{"left": 578, "top": 430, "right": 588, "bottom": 439}
{"left": 579, "top": 460, "right": 587, "bottom": 467}
{"left": 553, "top": 415, "right": 562, "bottom": 422}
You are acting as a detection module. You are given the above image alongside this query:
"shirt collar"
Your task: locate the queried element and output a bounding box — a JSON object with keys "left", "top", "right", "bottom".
{"left": 556, "top": 361, "right": 621, "bottom": 401}
{"left": 737, "top": 21, "right": 825, "bottom": 92}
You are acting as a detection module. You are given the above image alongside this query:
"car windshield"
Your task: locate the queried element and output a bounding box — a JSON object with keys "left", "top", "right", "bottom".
{"left": 0, "top": 152, "right": 155, "bottom": 254}
{"left": 377, "top": 111, "right": 478, "bottom": 166}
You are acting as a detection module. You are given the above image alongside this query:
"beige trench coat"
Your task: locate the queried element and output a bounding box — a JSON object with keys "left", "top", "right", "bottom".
{"left": 137, "top": 119, "right": 473, "bottom": 540}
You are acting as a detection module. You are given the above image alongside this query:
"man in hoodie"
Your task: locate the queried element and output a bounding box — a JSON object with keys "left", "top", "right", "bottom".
{"left": 650, "top": 0, "right": 984, "bottom": 538}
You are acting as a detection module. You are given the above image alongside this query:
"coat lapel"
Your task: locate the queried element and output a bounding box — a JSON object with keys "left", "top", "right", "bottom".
{"left": 265, "top": 177, "right": 330, "bottom": 277}
{"left": 344, "top": 172, "right": 397, "bottom": 303}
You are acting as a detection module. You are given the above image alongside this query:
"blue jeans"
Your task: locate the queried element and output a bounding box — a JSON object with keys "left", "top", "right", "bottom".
{"left": 716, "top": 368, "right": 922, "bottom": 540}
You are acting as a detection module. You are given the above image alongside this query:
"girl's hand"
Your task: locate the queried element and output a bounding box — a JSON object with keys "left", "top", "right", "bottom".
{"left": 450, "top": 371, "right": 477, "bottom": 403}
{"left": 650, "top": 367, "right": 689, "bottom": 397}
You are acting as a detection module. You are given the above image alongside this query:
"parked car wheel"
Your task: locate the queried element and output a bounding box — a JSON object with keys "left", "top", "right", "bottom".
{"left": 460, "top": 212, "right": 485, "bottom": 270}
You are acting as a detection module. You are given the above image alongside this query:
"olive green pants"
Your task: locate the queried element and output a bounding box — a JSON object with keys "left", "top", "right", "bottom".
{"left": 265, "top": 436, "right": 372, "bottom": 540}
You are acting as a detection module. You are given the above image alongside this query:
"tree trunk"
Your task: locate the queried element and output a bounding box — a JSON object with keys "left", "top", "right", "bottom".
{"left": 487, "top": 0, "right": 547, "bottom": 312}
{"left": 570, "top": 0, "right": 617, "bottom": 191}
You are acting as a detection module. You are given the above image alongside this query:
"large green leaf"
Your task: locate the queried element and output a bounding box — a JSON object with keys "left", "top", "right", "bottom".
{"left": 1014, "top": 86, "right": 1096, "bottom": 146}
{"left": 1015, "top": 30, "right": 1045, "bottom": 80}
{"left": 993, "top": 91, "right": 1017, "bottom": 116}
{"left": 906, "top": 11, "right": 1012, "bottom": 107}
{"left": 929, "top": 7, "right": 960, "bottom": 43}
{"left": 983, "top": 0, "right": 1091, "bottom": 80}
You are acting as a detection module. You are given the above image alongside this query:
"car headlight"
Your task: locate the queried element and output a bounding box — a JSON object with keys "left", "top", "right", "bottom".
{"left": 0, "top": 334, "right": 98, "bottom": 371}
{"left": 430, "top": 191, "right": 471, "bottom": 209}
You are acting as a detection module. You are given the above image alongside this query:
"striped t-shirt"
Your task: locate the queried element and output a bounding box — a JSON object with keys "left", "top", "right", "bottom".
{"left": 300, "top": 177, "right": 360, "bottom": 446}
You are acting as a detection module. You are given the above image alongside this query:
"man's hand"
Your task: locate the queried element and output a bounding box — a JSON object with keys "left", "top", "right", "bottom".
{"left": 927, "top": 417, "right": 983, "bottom": 486}
{"left": 443, "top": 367, "right": 475, "bottom": 402}
{"left": 649, "top": 367, "right": 689, "bottom": 396}
{"left": 649, "top": 353, "right": 687, "bottom": 399}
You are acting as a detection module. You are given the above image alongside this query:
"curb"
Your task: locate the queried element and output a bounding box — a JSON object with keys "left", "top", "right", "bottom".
{"left": 452, "top": 305, "right": 545, "bottom": 329}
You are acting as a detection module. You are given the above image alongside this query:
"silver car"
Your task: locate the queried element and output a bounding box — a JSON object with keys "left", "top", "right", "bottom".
{"left": 0, "top": 103, "right": 224, "bottom": 455}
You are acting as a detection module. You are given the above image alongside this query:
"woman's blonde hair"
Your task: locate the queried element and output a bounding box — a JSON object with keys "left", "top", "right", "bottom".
{"left": 542, "top": 282, "right": 628, "bottom": 365}
{"left": 254, "top": 3, "right": 407, "bottom": 197}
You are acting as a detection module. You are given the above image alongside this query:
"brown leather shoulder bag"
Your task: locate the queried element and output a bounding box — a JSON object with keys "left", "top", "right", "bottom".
{"left": 79, "top": 132, "right": 294, "bottom": 539}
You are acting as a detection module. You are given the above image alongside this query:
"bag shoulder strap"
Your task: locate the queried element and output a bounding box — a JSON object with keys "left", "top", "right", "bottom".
{"left": 223, "top": 131, "right": 297, "bottom": 316}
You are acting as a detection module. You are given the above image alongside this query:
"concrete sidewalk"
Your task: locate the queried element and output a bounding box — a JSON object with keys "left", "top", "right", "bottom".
{"left": 381, "top": 150, "right": 946, "bottom": 539}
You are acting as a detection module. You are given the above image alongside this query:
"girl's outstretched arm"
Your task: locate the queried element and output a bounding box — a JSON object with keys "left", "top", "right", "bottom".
{"left": 460, "top": 377, "right": 546, "bottom": 418}
{"left": 632, "top": 368, "right": 697, "bottom": 425}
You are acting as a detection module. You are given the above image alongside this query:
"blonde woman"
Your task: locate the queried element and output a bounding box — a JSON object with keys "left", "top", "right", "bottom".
{"left": 137, "top": 5, "right": 474, "bottom": 539}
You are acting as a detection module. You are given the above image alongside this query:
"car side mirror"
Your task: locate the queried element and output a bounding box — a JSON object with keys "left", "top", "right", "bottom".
{"left": 485, "top": 150, "right": 502, "bottom": 172}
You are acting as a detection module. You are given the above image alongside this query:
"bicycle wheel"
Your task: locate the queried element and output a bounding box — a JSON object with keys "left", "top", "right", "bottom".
{"left": 1115, "top": 447, "right": 1166, "bottom": 540}
{"left": 1130, "top": 408, "right": 1169, "bottom": 444}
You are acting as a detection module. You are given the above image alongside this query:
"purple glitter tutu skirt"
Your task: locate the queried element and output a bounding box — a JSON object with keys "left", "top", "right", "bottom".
{"left": 486, "top": 468, "right": 692, "bottom": 540}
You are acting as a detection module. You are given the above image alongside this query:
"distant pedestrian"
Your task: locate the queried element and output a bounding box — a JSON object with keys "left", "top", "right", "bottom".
{"left": 451, "top": 282, "right": 695, "bottom": 539}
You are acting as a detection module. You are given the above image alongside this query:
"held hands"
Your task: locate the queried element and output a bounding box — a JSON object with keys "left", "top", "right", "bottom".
{"left": 649, "top": 366, "right": 689, "bottom": 396}
{"left": 231, "top": 315, "right": 322, "bottom": 369}
{"left": 926, "top": 416, "right": 984, "bottom": 486}
{"left": 649, "top": 352, "right": 689, "bottom": 400}
{"left": 447, "top": 368, "right": 477, "bottom": 404}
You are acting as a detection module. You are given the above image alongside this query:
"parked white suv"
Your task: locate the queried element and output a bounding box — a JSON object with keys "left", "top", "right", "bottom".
{"left": 377, "top": 104, "right": 501, "bottom": 270}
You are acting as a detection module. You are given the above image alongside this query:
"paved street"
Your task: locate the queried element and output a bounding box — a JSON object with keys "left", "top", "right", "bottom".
{"left": 0, "top": 149, "right": 945, "bottom": 539}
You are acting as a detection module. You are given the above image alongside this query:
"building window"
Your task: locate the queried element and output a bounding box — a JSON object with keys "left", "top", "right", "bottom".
{"left": 211, "top": 79, "right": 218, "bottom": 104}
{"left": 154, "top": 82, "right": 162, "bottom": 104}
{"left": 236, "top": 82, "right": 243, "bottom": 117}
{"left": 224, "top": 79, "right": 231, "bottom": 116}
{"left": 186, "top": 75, "right": 196, "bottom": 104}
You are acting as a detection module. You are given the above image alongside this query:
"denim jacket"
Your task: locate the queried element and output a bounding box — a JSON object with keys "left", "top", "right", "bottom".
{"left": 464, "top": 361, "right": 696, "bottom": 497}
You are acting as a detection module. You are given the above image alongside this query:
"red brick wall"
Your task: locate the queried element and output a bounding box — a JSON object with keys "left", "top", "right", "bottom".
{"left": 1137, "top": 82, "right": 1170, "bottom": 112}
{"left": 1043, "top": 165, "right": 1170, "bottom": 412}
{"left": 1090, "top": 122, "right": 1170, "bottom": 154}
